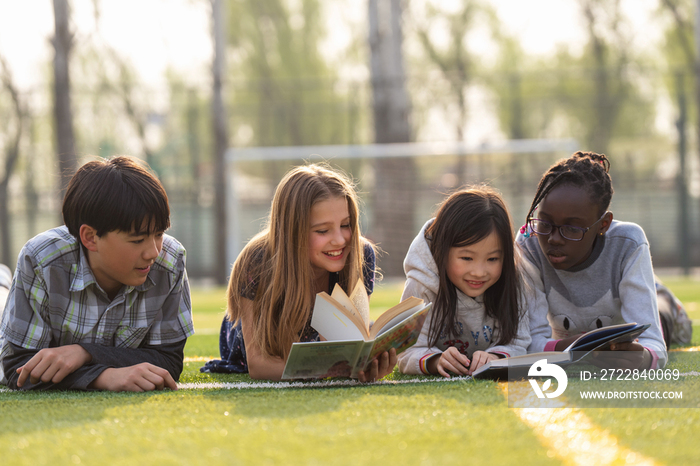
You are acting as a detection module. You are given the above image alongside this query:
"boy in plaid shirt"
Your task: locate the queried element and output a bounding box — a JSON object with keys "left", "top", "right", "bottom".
{"left": 0, "top": 156, "right": 194, "bottom": 391}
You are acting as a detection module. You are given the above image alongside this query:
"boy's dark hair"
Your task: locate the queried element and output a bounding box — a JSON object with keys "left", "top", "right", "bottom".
{"left": 426, "top": 186, "right": 523, "bottom": 347}
{"left": 62, "top": 156, "right": 170, "bottom": 238}
{"left": 525, "top": 151, "right": 613, "bottom": 222}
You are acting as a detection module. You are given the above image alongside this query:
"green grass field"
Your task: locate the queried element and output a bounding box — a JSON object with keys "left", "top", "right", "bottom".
{"left": 2, "top": 276, "right": 700, "bottom": 465}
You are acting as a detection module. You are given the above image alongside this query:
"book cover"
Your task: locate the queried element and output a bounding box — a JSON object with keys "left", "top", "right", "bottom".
{"left": 472, "top": 322, "right": 651, "bottom": 380}
{"left": 281, "top": 288, "right": 431, "bottom": 380}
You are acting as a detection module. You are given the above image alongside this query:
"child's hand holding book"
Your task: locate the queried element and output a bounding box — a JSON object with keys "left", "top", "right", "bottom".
{"left": 357, "top": 348, "right": 397, "bottom": 382}
{"left": 281, "top": 282, "right": 431, "bottom": 380}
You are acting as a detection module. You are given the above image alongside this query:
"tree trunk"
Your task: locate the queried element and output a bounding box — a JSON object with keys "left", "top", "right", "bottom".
{"left": 0, "top": 57, "right": 24, "bottom": 266}
{"left": 212, "top": 0, "right": 229, "bottom": 284}
{"left": 368, "top": 0, "right": 415, "bottom": 278}
{"left": 695, "top": 0, "right": 700, "bottom": 263}
{"left": 52, "top": 0, "right": 77, "bottom": 200}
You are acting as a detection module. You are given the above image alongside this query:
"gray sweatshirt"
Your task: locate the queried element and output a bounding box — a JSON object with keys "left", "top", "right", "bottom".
{"left": 517, "top": 220, "right": 667, "bottom": 368}
{"left": 397, "top": 219, "right": 531, "bottom": 375}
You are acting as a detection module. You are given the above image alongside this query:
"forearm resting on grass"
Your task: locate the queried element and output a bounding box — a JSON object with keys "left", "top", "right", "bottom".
{"left": 426, "top": 349, "right": 499, "bottom": 377}
{"left": 89, "top": 363, "right": 178, "bottom": 392}
{"left": 3, "top": 339, "right": 186, "bottom": 391}
{"left": 83, "top": 340, "right": 186, "bottom": 391}
{"left": 3, "top": 343, "right": 105, "bottom": 390}
{"left": 78, "top": 339, "right": 186, "bottom": 381}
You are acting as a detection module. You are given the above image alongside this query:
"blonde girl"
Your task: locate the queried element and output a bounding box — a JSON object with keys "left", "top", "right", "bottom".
{"left": 202, "top": 164, "right": 393, "bottom": 381}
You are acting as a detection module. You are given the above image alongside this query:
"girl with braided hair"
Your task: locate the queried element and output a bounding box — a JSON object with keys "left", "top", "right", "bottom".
{"left": 517, "top": 151, "right": 670, "bottom": 369}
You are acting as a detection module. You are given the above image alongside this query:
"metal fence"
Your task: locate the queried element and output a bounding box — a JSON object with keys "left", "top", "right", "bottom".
{"left": 222, "top": 142, "right": 700, "bottom": 279}
{"left": 2, "top": 70, "right": 700, "bottom": 278}
{"left": 4, "top": 143, "right": 699, "bottom": 279}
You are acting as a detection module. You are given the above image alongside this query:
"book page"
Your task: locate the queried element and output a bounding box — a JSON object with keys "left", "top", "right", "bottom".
{"left": 370, "top": 296, "right": 425, "bottom": 339}
{"left": 330, "top": 284, "right": 366, "bottom": 328}
{"left": 348, "top": 280, "right": 370, "bottom": 329}
{"left": 282, "top": 340, "right": 363, "bottom": 380}
{"left": 310, "top": 292, "right": 369, "bottom": 341}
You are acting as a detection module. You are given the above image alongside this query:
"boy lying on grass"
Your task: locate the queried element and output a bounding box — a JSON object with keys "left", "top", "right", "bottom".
{"left": 0, "top": 156, "right": 194, "bottom": 391}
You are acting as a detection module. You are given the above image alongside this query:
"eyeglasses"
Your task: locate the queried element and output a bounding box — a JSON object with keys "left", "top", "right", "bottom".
{"left": 528, "top": 211, "right": 609, "bottom": 241}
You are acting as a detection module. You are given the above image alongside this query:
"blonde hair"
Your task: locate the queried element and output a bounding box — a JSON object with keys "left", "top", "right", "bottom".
{"left": 227, "top": 163, "right": 368, "bottom": 359}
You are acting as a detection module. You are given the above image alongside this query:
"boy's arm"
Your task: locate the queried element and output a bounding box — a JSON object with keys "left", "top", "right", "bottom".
{"left": 3, "top": 340, "right": 186, "bottom": 391}
{"left": 3, "top": 343, "right": 109, "bottom": 390}
{"left": 78, "top": 339, "right": 186, "bottom": 381}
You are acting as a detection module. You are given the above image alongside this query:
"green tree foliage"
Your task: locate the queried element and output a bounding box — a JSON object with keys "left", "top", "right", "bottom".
{"left": 488, "top": 36, "right": 561, "bottom": 141}
{"left": 225, "top": 0, "right": 363, "bottom": 148}
{"left": 407, "top": 1, "right": 497, "bottom": 141}
{"left": 488, "top": 0, "right": 656, "bottom": 157}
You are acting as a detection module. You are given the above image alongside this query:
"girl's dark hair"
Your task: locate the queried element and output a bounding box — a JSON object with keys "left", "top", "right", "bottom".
{"left": 62, "top": 156, "right": 170, "bottom": 238}
{"left": 525, "top": 151, "right": 613, "bottom": 222}
{"left": 426, "top": 186, "right": 523, "bottom": 347}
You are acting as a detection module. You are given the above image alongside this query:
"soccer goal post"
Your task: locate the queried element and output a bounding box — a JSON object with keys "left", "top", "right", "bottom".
{"left": 224, "top": 138, "right": 579, "bottom": 276}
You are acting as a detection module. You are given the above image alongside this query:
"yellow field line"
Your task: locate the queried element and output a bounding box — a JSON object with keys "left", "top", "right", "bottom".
{"left": 500, "top": 382, "right": 659, "bottom": 466}
{"left": 670, "top": 346, "right": 700, "bottom": 352}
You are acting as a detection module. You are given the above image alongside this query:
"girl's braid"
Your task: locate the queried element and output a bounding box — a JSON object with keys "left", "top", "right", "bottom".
{"left": 525, "top": 151, "right": 613, "bottom": 223}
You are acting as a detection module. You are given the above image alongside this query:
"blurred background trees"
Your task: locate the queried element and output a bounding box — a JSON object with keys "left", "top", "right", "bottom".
{"left": 0, "top": 0, "right": 698, "bottom": 279}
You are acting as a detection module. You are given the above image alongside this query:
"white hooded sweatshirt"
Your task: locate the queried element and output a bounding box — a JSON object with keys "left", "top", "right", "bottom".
{"left": 397, "top": 219, "right": 531, "bottom": 375}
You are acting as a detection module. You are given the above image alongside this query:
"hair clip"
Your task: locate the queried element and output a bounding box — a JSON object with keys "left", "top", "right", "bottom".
{"left": 519, "top": 224, "right": 531, "bottom": 238}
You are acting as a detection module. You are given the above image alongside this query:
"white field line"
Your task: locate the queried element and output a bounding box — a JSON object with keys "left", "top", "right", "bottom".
{"left": 502, "top": 382, "right": 660, "bottom": 466}
{"left": 186, "top": 353, "right": 700, "bottom": 377}
{"left": 178, "top": 370, "right": 700, "bottom": 390}
{"left": 178, "top": 376, "right": 472, "bottom": 390}
{"left": 0, "top": 377, "right": 472, "bottom": 393}
{"left": 0, "top": 371, "right": 696, "bottom": 393}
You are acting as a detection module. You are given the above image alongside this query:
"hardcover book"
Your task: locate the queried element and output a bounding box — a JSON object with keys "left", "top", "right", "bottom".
{"left": 472, "top": 322, "right": 652, "bottom": 380}
{"left": 282, "top": 282, "right": 431, "bottom": 380}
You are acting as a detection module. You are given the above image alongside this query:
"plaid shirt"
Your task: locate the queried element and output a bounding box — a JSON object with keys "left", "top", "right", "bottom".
{"left": 0, "top": 226, "right": 195, "bottom": 383}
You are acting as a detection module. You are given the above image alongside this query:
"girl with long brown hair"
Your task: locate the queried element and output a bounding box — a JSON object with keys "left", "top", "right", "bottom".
{"left": 202, "top": 163, "right": 393, "bottom": 381}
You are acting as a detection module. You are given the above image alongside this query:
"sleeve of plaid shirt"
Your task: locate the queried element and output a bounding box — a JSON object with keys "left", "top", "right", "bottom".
{"left": 0, "top": 236, "right": 193, "bottom": 390}
{"left": 1, "top": 249, "right": 53, "bottom": 350}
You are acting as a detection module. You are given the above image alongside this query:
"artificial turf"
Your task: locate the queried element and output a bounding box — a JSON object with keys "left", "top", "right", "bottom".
{"left": 1, "top": 278, "right": 699, "bottom": 465}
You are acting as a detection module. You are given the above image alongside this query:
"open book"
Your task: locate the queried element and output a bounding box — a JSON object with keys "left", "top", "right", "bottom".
{"left": 472, "top": 322, "right": 652, "bottom": 380}
{"left": 282, "top": 282, "right": 431, "bottom": 380}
